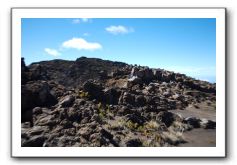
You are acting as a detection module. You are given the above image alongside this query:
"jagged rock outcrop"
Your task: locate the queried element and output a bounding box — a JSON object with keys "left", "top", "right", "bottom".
{"left": 21, "top": 57, "right": 216, "bottom": 147}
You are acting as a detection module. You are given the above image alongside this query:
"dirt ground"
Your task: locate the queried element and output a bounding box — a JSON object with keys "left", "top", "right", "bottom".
{"left": 178, "top": 128, "right": 216, "bottom": 147}
{"left": 170, "top": 101, "right": 216, "bottom": 147}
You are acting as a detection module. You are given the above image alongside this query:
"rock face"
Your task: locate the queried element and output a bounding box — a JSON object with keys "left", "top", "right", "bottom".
{"left": 21, "top": 57, "right": 216, "bottom": 147}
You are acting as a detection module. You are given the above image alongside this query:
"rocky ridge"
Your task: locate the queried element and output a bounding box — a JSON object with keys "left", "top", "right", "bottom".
{"left": 21, "top": 57, "right": 216, "bottom": 147}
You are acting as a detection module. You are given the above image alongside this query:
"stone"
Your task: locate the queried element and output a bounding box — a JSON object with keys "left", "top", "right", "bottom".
{"left": 126, "top": 113, "right": 146, "bottom": 125}
{"left": 60, "top": 120, "right": 73, "bottom": 129}
{"left": 163, "top": 91, "right": 171, "bottom": 97}
{"left": 135, "top": 95, "right": 147, "bottom": 106}
{"left": 122, "top": 92, "right": 135, "bottom": 105}
{"left": 130, "top": 67, "right": 139, "bottom": 77}
{"left": 75, "top": 98, "right": 86, "bottom": 105}
{"left": 126, "top": 139, "right": 143, "bottom": 147}
{"left": 143, "top": 67, "right": 154, "bottom": 81}
{"left": 22, "top": 135, "right": 47, "bottom": 147}
{"left": 21, "top": 81, "right": 58, "bottom": 122}
{"left": 157, "top": 111, "right": 175, "bottom": 127}
{"left": 20, "top": 57, "right": 216, "bottom": 147}
{"left": 117, "top": 106, "right": 133, "bottom": 115}
{"left": 80, "top": 117, "right": 90, "bottom": 124}
{"left": 79, "top": 127, "right": 93, "bottom": 140}
{"left": 200, "top": 118, "right": 216, "bottom": 129}
{"left": 153, "top": 69, "right": 162, "bottom": 80}
{"left": 34, "top": 115, "right": 55, "bottom": 126}
{"left": 21, "top": 122, "right": 31, "bottom": 128}
{"left": 67, "top": 107, "right": 81, "bottom": 122}
{"left": 60, "top": 95, "right": 75, "bottom": 107}
{"left": 103, "top": 88, "right": 121, "bottom": 104}
{"left": 83, "top": 80, "right": 104, "bottom": 101}
{"left": 184, "top": 117, "right": 201, "bottom": 128}
{"left": 128, "top": 76, "right": 142, "bottom": 85}
{"left": 100, "top": 128, "right": 113, "bottom": 140}
{"left": 28, "top": 126, "right": 49, "bottom": 136}
{"left": 32, "top": 107, "right": 42, "bottom": 115}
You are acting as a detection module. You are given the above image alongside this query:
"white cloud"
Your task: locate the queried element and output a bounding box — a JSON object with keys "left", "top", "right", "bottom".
{"left": 62, "top": 38, "right": 102, "bottom": 51}
{"left": 72, "top": 19, "right": 81, "bottom": 24}
{"left": 72, "top": 18, "right": 92, "bottom": 24}
{"left": 162, "top": 66, "right": 216, "bottom": 83}
{"left": 105, "top": 25, "right": 134, "bottom": 35}
{"left": 165, "top": 66, "right": 216, "bottom": 81}
{"left": 81, "top": 18, "right": 89, "bottom": 22}
{"left": 83, "top": 33, "right": 90, "bottom": 36}
{"left": 44, "top": 48, "right": 61, "bottom": 56}
{"left": 166, "top": 66, "right": 216, "bottom": 76}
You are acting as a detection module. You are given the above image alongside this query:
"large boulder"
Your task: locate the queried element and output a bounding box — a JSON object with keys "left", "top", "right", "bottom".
{"left": 22, "top": 81, "right": 57, "bottom": 110}
{"left": 184, "top": 117, "right": 201, "bottom": 128}
{"left": 143, "top": 67, "right": 154, "bottom": 82}
{"left": 22, "top": 135, "right": 47, "bottom": 147}
{"left": 152, "top": 69, "right": 162, "bottom": 80}
{"left": 128, "top": 76, "right": 142, "bottom": 85}
{"left": 28, "top": 64, "right": 45, "bottom": 80}
{"left": 83, "top": 80, "right": 104, "bottom": 101}
{"left": 130, "top": 67, "right": 154, "bottom": 83}
{"left": 161, "top": 72, "right": 175, "bottom": 82}
{"left": 157, "top": 111, "right": 176, "bottom": 127}
{"left": 21, "top": 81, "right": 58, "bottom": 122}
{"left": 103, "top": 88, "right": 121, "bottom": 104}
{"left": 200, "top": 118, "right": 216, "bottom": 129}
{"left": 121, "top": 92, "right": 135, "bottom": 105}
{"left": 126, "top": 113, "right": 146, "bottom": 126}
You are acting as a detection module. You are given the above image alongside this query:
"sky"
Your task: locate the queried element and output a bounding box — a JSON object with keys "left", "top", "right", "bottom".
{"left": 21, "top": 18, "right": 216, "bottom": 82}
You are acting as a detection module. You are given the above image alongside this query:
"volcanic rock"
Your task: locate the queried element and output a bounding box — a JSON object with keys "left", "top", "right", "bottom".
{"left": 21, "top": 57, "right": 216, "bottom": 147}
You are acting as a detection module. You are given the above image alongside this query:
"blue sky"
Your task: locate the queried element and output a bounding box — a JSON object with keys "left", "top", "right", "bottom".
{"left": 22, "top": 18, "right": 216, "bottom": 82}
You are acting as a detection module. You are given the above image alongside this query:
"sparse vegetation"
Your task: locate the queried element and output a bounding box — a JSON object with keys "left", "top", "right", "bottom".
{"left": 78, "top": 90, "right": 89, "bottom": 98}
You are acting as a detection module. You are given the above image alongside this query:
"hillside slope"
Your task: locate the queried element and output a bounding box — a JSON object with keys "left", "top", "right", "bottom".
{"left": 21, "top": 57, "right": 216, "bottom": 147}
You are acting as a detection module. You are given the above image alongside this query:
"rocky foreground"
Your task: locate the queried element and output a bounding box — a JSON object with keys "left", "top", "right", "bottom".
{"left": 21, "top": 57, "right": 216, "bottom": 147}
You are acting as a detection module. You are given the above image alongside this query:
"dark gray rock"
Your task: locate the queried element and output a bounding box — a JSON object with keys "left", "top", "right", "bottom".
{"left": 200, "top": 119, "right": 216, "bottom": 129}
{"left": 126, "top": 113, "right": 146, "bottom": 126}
{"left": 67, "top": 107, "right": 81, "bottom": 122}
{"left": 32, "top": 107, "right": 42, "bottom": 115}
{"left": 60, "top": 95, "right": 75, "bottom": 107}
{"left": 21, "top": 81, "right": 58, "bottom": 122}
{"left": 184, "top": 117, "right": 201, "bottom": 128}
{"left": 100, "top": 128, "right": 113, "bottom": 140}
{"left": 122, "top": 92, "right": 135, "bottom": 105}
{"left": 79, "top": 127, "right": 93, "bottom": 140}
{"left": 135, "top": 95, "right": 147, "bottom": 106}
{"left": 74, "top": 98, "right": 86, "bottom": 105}
{"left": 157, "top": 111, "right": 175, "bottom": 127}
{"left": 103, "top": 88, "right": 121, "bottom": 104}
{"left": 22, "top": 135, "right": 47, "bottom": 147}
{"left": 83, "top": 80, "right": 104, "bottom": 101}
{"left": 126, "top": 139, "right": 143, "bottom": 147}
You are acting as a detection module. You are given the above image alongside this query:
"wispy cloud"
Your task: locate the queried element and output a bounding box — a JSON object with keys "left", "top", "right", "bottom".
{"left": 72, "top": 19, "right": 81, "bottom": 24}
{"left": 165, "top": 66, "right": 216, "bottom": 81}
{"left": 44, "top": 48, "right": 61, "bottom": 56}
{"left": 164, "top": 66, "right": 216, "bottom": 82}
{"left": 62, "top": 37, "right": 102, "bottom": 51}
{"left": 72, "top": 18, "right": 92, "bottom": 24}
{"left": 83, "top": 33, "right": 90, "bottom": 36}
{"left": 81, "top": 18, "right": 90, "bottom": 22}
{"left": 166, "top": 66, "right": 216, "bottom": 76}
{"left": 105, "top": 25, "right": 134, "bottom": 35}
